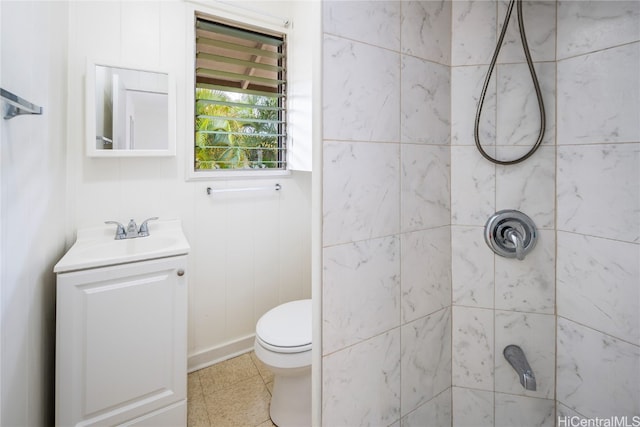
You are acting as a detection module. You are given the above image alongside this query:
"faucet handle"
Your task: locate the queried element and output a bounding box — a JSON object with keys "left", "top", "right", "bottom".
{"left": 504, "top": 228, "right": 525, "bottom": 261}
{"left": 105, "top": 221, "right": 126, "bottom": 240}
{"left": 484, "top": 210, "right": 537, "bottom": 261}
{"left": 138, "top": 217, "right": 159, "bottom": 237}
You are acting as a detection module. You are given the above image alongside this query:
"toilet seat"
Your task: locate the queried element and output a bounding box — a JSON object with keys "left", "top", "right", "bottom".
{"left": 256, "top": 336, "right": 311, "bottom": 353}
{"left": 256, "top": 299, "right": 311, "bottom": 354}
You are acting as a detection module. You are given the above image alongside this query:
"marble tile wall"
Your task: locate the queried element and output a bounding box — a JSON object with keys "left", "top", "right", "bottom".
{"left": 450, "top": 0, "right": 640, "bottom": 422}
{"left": 450, "top": 1, "right": 557, "bottom": 425}
{"left": 321, "top": 1, "right": 452, "bottom": 425}
{"left": 322, "top": 1, "right": 639, "bottom": 426}
{"left": 555, "top": 0, "right": 640, "bottom": 419}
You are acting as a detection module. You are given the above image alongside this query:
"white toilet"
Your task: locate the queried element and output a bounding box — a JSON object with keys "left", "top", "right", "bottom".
{"left": 254, "top": 299, "right": 312, "bottom": 427}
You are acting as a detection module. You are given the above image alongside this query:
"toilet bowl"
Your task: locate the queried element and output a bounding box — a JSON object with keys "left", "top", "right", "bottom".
{"left": 254, "top": 299, "right": 312, "bottom": 427}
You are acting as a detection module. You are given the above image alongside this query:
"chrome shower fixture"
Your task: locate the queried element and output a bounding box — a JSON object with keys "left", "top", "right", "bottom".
{"left": 474, "top": 0, "right": 546, "bottom": 165}
{"left": 504, "top": 345, "right": 537, "bottom": 391}
{"left": 484, "top": 210, "right": 537, "bottom": 261}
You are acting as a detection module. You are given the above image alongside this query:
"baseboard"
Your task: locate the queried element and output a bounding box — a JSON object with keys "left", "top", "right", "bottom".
{"left": 187, "top": 334, "right": 256, "bottom": 373}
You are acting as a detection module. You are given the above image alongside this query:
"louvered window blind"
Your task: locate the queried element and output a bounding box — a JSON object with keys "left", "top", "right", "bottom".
{"left": 194, "top": 16, "right": 287, "bottom": 171}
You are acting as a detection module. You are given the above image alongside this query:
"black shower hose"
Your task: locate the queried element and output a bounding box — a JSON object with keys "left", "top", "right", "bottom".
{"left": 474, "top": 0, "right": 546, "bottom": 165}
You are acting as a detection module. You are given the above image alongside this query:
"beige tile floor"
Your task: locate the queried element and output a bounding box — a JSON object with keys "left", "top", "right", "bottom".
{"left": 188, "top": 351, "right": 276, "bottom": 427}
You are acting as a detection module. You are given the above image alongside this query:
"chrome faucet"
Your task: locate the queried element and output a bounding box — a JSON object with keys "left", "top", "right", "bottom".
{"left": 105, "top": 217, "right": 158, "bottom": 240}
{"left": 503, "top": 345, "right": 537, "bottom": 391}
{"left": 126, "top": 219, "right": 138, "bottom": 237}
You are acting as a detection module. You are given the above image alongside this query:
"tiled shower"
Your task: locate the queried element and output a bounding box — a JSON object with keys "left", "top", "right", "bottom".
{"left": 321, "top": 1, "right": 639, "bottom": 426}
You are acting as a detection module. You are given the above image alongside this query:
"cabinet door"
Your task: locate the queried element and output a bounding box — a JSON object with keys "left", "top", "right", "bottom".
{"left": 56, "top": 256, "right": 187, "bottom": 426}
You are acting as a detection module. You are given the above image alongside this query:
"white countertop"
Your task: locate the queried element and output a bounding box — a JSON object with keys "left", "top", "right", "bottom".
{"left": 54, "top": 219, "right": 190, "bottom": 273}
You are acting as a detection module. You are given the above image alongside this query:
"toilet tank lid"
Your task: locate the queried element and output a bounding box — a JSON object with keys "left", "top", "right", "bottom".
{"left": 256, "top": 299, "right": 312, "bottom": 348}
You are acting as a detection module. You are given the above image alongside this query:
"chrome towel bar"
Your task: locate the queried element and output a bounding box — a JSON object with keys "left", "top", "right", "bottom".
{"left": 206, "top": 183, "right": 281, "bottom": 195}
{"left": 1, "top": 88, "right": 43, "bottom": 119}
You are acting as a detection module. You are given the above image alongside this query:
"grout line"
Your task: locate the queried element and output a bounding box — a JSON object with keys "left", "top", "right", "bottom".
{"left": 556, "top": 39, "right": 640, "bottom": 63}
{"left": 492, "top": 2, "right": 498, "bottom": 423}
{"left": 553, "top": 0, "right": 559, "bottom": 410}
{"left": 398, "top": 1, "right": 404, "bottom": 421}
{"left": 556, "top": 316, "right": 640, "bottom": 348}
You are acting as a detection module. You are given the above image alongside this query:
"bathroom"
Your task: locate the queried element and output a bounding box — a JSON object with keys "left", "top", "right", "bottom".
{"left": 0, "top": 0, "right": 638, "bottom": 426}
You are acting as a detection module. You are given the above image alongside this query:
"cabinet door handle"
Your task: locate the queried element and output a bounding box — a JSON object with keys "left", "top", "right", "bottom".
{"left": 177, "top": 269, "right": 185, "bottom": 277}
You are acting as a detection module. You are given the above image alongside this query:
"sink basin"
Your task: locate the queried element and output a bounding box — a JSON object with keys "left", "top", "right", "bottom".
{"left": 73, "top": 236, "right": 181, "bottom": 262}
{"left": 54, "top": 219, "right": 190, "bottom": 273}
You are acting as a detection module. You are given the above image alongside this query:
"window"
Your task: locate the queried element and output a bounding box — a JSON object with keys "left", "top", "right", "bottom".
{"left": 194, "top": 15, "right": 287, "bottom": 172}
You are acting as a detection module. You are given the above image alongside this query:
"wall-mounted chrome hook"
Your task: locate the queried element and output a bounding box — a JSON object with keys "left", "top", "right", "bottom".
{"left": 484, "top": 210, "right": 537, "bottom": 261}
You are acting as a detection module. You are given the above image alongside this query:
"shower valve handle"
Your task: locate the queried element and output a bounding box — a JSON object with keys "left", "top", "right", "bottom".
{"left": 484, "top": 210, "right": 537, "bottom": 261}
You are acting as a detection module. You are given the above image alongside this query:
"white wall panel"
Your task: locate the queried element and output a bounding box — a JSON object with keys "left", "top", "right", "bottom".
{"left": 66, "top": 1, "right": 312, "bottom": 370}
{"left": 0, "top": 2, "right": 69, "bottom": 425}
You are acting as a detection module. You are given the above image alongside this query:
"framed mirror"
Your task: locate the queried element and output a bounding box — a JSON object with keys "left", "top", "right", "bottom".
{"left": 86, "top": 61, "right": 176, "bottom": 157}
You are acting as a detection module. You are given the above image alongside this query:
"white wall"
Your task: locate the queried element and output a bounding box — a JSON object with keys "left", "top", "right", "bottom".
{"left": 63, "top": 2, "right": 311, "bottom": 374}
{"left": 0, "top": 1, "right": 69, "bottom": 425}
{"left": 65, "top": 0, "right": 312, "bottom": 370}
{"left": 0, "top": 1, "right": 312, "bottom": 423}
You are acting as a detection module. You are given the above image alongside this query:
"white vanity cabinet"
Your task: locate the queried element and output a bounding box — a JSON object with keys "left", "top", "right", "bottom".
{"left": 54, "top": 220, "right": 189, "bottom": 426}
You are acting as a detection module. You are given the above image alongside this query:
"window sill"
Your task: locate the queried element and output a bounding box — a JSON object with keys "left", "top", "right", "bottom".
{"left": 187, "top": 168, "right": 291, "bottom": 182}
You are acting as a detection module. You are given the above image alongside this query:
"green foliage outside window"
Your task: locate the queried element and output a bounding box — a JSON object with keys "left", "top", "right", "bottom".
{"left": 195, "top": 89, "right": 283, "bottom": 170}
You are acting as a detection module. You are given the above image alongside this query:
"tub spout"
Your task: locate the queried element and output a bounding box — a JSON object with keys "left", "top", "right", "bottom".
{"left": 503, "top": 345, "right": 536, "bottom": 391}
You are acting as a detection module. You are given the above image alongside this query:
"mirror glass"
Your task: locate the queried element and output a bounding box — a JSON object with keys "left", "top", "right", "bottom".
{"left": 88, "top": 63, "right": 175, "bottom": 156}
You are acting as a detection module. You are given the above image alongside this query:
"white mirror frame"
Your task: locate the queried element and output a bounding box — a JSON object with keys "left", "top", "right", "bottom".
{"left": 86, "top": 60, "right": 176, "bottom": 157}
